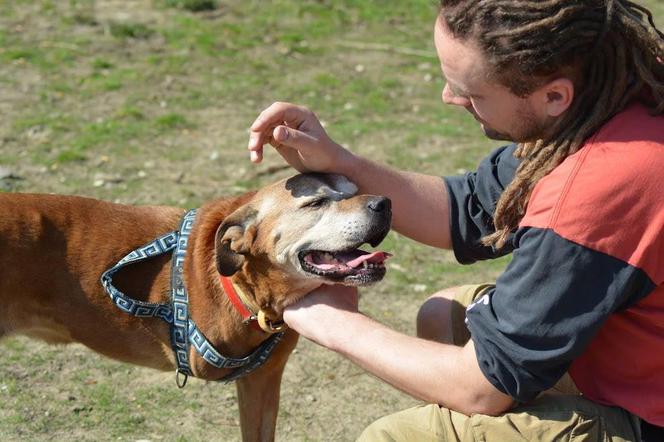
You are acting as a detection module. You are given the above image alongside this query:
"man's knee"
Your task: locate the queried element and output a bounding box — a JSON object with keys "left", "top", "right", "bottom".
{"left": 416, "top": 287, "right": 459, "bottom": 343}
{"left": 357, "top": 415, "right": 400, "bottom": 442}
{"left": 357, "top": 404, "right": 462, "bottom": 442}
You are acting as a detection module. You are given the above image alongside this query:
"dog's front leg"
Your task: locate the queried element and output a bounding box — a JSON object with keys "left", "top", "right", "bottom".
{"left": 235, "top": 330, "right": 299, "bottom": 442}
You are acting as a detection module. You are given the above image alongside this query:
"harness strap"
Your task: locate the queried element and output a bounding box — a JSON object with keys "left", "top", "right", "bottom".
{"left": 170, "top": 209, "right": 196, "bottom": 377}
{"left": 101, "top": 231, "right": 178, "bottom": 322}
{"left": 100, "top": 209, "right": 284, "bottom": 385}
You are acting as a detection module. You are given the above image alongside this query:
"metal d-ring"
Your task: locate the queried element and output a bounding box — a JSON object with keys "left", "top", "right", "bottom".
{"left": 175, "top": 369, "right": 189, "bottom": 389}
{"left": 257, "top": 310, "right": 288, "bottom": 334}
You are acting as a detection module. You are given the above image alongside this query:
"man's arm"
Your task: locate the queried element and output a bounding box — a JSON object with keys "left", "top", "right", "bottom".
{"left": 340, "top": 155, "right": 452, "bottom": 249}
{"left": 283, "top": 284, "right": 516, "bottom": 416}
{"left": 248, "top": 102, "right": 452, "bottom": 249}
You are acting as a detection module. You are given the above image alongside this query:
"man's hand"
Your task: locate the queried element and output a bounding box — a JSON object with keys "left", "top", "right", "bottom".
{"left": 248, "top": 101, "right": 353, "bottom": 174}
{"left": 282, "top": 284, "right": 514, "bottom": 415}
{"left": 247, "top": 102, "right": 454, "bottom": 250}
{"left": 283, "top": 284, "right": 360, "bottom": 349}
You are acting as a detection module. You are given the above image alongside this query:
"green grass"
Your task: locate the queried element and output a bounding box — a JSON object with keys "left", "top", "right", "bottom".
{"left": 0, "top": 0, "right": 662, "bottom": 440}
{"left": 164, "top": 0, "right": 218, "bottom": 12}
{"left": 109, "top": 22, "right": 154, "bottom": 40}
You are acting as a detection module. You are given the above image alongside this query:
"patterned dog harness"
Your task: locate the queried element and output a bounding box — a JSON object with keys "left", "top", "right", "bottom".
{"left": 101, "top": 209, "right": 284, "bottom": 387}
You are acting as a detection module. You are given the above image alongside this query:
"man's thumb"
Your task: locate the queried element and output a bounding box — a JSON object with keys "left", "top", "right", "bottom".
{"left": 273, "top": 125, "right": 290, "bottom": 142}
{"left": 273, "top": 125, "right": 315, "bottom": 151}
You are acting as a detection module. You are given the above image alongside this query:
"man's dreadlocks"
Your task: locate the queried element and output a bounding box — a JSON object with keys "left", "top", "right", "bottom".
{"left": 439, "top": 0, "right": 664, "bottom": 248}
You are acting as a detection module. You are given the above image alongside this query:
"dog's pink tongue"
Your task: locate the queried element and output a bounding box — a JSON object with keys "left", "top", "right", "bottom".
{"left": 346, "top": 251, "right": 391, "bottom": 268}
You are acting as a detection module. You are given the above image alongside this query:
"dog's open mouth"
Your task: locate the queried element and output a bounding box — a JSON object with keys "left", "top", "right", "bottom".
{"left": 298, "top": 248, "right": 391, "bottom": 285}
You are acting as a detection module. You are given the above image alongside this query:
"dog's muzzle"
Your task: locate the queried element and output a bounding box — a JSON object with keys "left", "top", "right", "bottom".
{"left": 298, "top": 196, "right": 392, "bottom": 286}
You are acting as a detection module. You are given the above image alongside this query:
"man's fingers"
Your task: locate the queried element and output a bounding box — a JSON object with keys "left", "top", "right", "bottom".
{"left": 248, "top": 130, "right": 267, "bottom": 152}
{"left": 248, "top": 102, "right": 322, "bottom": 166}
{"left": 248, "top": 102, "right": 300, "bottom": 154}
{"left": 249, "top": 148, "right": 263, "bottom": 163}
{"left": 250, "top": 104, "right": 277, "bottom": 131}
{"left": 247, "top": 129, "right": 267, "bottom": 163}
{"left": 250, "top": 101, "right": 304, "bottom": 131}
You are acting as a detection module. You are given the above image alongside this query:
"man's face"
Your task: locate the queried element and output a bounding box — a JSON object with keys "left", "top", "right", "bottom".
{"left": 434, "top": 16, "right": 550, "bottom": 142}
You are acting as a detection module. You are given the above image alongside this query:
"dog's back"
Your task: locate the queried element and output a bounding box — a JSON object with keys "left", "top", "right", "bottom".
{"left": 0, "top": 194, "right": 181, "bottom": 363}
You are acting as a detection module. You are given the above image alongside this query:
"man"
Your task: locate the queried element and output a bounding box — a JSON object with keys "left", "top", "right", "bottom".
{"left": 247, "top": 0, "right": 664, "bottom": 440}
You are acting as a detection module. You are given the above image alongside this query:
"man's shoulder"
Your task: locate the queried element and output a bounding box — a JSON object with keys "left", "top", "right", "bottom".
{"left": 521, "top": 102, "right": 663, "bottom": 274}
{"left": 593, "top": 101, "right": 664, "bottom": 146}
{"left": 524, "top": 103, "right": 664, "bottom": 226}
{"left": 575, "top": 103, "right": 664, "bottom": 193}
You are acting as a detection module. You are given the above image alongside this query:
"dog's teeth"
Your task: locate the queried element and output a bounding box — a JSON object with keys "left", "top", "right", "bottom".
{"left": 363, "top": 261, "right": 369, "bottom": 269}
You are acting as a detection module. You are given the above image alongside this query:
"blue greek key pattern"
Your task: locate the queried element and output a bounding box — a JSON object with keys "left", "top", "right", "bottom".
{"left": 100, "top": 208, "right": 283, "bottom": 384}
{"left": 219, "top": 331, "right": 284, "bottom": 383}
{"left": 101, "top": 231, "right": 178, "bottom": 323}
{"left": 170, "top": 209, "right": 196, "bottom": 376}
{"left": 117, "top": 233, "right": 178, "bottom": 267}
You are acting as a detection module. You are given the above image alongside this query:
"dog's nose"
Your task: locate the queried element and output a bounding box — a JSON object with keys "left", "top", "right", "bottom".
{"left": 367, "top": 196, "right": 391, "bottom": 213}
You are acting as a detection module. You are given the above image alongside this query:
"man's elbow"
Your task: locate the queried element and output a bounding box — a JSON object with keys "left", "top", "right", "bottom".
{"left": 453, "top": 342, "right": 517, "bottom": 416}
{"left": 453, "top": 390, "right": 516, "bottom": 416}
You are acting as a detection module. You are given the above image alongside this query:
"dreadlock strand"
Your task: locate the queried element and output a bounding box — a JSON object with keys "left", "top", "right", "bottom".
{"left": 627, "top": 1, "right": 664, "bottom": 38}
{"left": 495, "top": 5, "right": 591, "bottom": 37}
{"left": 484, "top": 0, "right": 576, "bottom": 13}
{"left": 440, "top": 0, "right": 664, "bottom": 248}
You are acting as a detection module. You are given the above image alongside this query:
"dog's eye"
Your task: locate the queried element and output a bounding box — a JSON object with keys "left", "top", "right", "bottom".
{"left": 303, "top": 198, "right": 328, "bottom": 209}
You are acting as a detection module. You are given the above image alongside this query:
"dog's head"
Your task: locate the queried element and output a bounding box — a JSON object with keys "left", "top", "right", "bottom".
{"left": 214, "top": 173, "right": 392, "bottom": 297}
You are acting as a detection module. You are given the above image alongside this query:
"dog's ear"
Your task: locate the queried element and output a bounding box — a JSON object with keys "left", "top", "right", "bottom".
{"left": 214, "top": 205, "right": 258, "bottom": 277}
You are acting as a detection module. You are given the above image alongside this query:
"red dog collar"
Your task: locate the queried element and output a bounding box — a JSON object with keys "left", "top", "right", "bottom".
{"left": 220, "top": 276, "right": 286, "bottom": 334}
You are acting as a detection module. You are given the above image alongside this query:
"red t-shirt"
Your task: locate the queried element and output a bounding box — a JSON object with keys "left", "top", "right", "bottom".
{"left": 446, "top": 103, "right": 664, "bottom": 425}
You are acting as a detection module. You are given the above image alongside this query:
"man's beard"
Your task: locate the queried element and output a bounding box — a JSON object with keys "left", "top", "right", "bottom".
{"left": 473, "top": 108, "right": 549, "bottom": 143}
{"left": 481, "top": 125, "right": 513, "bottom": 141}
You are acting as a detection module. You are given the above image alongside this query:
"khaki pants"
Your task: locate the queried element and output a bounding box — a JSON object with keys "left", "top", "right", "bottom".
{"left": 358, "top": 285, "right": 641, "bottom": 442}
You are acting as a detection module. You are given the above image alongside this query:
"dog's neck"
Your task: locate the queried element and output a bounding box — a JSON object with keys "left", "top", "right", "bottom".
{"left": 182, "top": 193, "right": 293, "bottom": 379}
{"left": 230, "top": 259, "right": 316, "bottom": 321}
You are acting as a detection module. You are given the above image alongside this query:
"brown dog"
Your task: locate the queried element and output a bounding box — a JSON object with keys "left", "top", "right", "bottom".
{"left": 0, "top": 173, "right": 391, "bottom": 441}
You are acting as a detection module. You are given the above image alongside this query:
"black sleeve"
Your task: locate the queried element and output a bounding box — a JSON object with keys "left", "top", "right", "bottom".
{"left": 443, "top": 144, "right": 519, "bottom": 264}
{"left": 466, "top": 226, "right": 656, "bottom": 402}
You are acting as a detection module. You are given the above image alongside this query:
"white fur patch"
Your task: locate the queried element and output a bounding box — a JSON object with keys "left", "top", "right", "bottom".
{"left": 256, "top": 195, "right": 277, "bottom": 219}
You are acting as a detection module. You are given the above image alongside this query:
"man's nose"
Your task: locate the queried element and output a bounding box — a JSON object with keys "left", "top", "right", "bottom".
{"left": 442, "top": 83, "right": 471, "bottom": 107}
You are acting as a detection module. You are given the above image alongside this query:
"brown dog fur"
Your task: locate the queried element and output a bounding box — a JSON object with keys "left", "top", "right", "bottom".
{"left": 0, "top": 173, "right": 391, "bottom": 441}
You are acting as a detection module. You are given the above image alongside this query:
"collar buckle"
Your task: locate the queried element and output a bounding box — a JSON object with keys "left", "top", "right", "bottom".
{"left": 242, "top": 315, "right": 258, "bottom": 325}
{"left": 257, "top": 310, "right": 287, "bottom": 334}
{"left": 220, "top": 275, "right": 288, "bottom": 334}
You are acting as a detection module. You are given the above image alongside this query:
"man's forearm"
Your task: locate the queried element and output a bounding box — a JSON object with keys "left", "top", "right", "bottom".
{"left": 320, "top": 309, "right": 515, "bottom": 416}
{"left": 337, "top": 149, "right": 452, "bottom": 249}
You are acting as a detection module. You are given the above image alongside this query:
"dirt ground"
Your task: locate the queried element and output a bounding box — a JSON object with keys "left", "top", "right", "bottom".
{"left": 4, "top": 0, "right": 660, "bottom": 440}
{"left": 0, "top": 1, "right": 511, "bottom": 440}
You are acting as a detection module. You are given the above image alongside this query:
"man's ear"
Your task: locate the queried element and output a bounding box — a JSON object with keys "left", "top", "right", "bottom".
{"left": 214, "top": 205, "right": 258, "bottom": 277}
{"left": 539, "top": 77, "right": 575, "bottom": 118}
